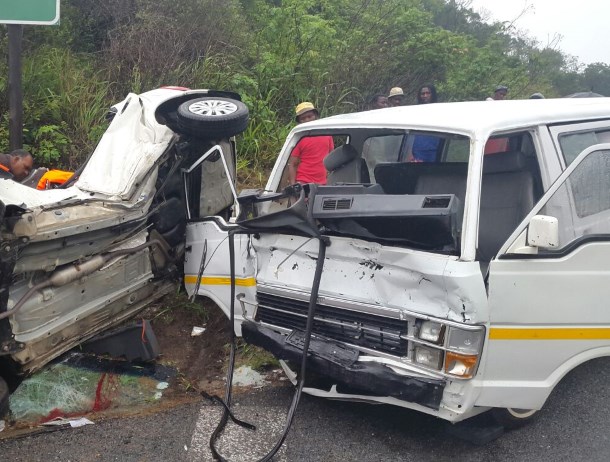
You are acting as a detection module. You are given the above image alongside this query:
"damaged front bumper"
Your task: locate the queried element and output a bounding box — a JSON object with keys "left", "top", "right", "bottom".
{"left": 242, "top": 320, "right": 445, "bottom": 410}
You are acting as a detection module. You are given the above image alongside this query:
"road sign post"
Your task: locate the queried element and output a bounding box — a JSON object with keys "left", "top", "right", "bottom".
{"left": 2, "top": 0, "right": 60, "bottom": 150}
{"left": 7, "top": 25, "right": 23, "bottom": 151}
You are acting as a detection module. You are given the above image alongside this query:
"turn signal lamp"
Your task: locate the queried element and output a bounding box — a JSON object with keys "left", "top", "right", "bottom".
{"left": 445, "top": 351, "right": 478, "bottom": 378}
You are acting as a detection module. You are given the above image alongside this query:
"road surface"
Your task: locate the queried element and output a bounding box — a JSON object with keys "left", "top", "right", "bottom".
{"left": 2, "top": 357, "right": 610, "bottom": 461}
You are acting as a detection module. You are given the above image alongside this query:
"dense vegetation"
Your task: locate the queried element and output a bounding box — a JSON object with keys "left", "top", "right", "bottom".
{"left": 1, "top": 0, "right": 610, "bottom": 175}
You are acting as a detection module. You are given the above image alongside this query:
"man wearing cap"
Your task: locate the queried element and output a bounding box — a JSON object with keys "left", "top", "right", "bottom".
{"left": 486, "top": 85, "right": 508, "bottom": 101}
{"left": 288, "top": 102, "right": 334, "bottom": 185}
{"left": 388, "top": 87, "right": 405, "bottom": 107}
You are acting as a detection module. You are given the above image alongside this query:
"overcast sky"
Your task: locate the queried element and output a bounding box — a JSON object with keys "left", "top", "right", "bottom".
{"left": 467, "top": 0, "right": 610, "bottom": 66}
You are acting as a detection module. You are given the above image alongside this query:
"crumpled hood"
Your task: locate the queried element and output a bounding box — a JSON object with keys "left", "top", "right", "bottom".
{"left": 253, "top": 234, "right": 488, "bottom": 323}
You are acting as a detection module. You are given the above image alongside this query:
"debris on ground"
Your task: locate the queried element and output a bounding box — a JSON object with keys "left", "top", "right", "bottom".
{"left": 191, "top": 326, "right": 206, "bottom": 336}
{"left": 232, "top": 366, "right": 266, "bottom": 387}
{"left": 9, "top": 353, "right": 176, "bottom": 424}
{"left": 40, "top": 417, "right": 95, "bottom": 428}
{"left": 1, "top": 294, "right": 287, "bottom": 439}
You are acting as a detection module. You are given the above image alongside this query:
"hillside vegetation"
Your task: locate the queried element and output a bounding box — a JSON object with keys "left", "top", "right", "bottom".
{"left": 1, "top": 0, "right": 609, "bottom": 174}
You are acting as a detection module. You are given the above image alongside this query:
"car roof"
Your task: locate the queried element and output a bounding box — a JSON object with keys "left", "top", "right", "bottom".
{"left": 296, "top": 98, "right": 610, "bottom": 137}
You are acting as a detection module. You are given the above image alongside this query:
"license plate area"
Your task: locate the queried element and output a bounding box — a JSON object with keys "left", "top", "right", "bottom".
{"left": 286, "top": 330, "right": 359, "bottom": 367}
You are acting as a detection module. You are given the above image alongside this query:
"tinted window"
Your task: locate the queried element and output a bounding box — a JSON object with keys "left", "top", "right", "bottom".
{"left": 559, "top": 130, "right": 610, "bottom": 165}
{"left": 537, "top": 149, "right": 610, "bottom": 251}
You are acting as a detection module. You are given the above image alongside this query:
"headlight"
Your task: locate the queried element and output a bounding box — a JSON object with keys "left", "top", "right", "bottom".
{"left": 448, "top": 327, "right": 484, "bottom": 354}
{"left": 418, "top": 321, "right": 445, "bottom": 344}
{"left": 414, "top": 346, "right": 443, "bottom": 370}
{"left": 444, "top": 327, "right": 484, "bottom": 378}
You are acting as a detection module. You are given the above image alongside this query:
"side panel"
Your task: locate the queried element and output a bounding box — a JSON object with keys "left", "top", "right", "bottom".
{"left": 184, "top": 220, "right": 256, "bottom": 334}
{"left": 478, "top": 243, "right": 610, "bottom": 409}
{"left": 479, "top": 145, "right": 610, "bottom": 409}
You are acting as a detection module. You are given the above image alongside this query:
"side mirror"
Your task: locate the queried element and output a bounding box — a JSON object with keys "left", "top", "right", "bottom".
{"left": 527, "top": 215, "right": 559, "bottom": 249}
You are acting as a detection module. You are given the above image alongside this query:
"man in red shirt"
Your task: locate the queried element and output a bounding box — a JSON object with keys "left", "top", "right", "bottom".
{"left": 288, "top": 102, "right": 334, "bottom": 185}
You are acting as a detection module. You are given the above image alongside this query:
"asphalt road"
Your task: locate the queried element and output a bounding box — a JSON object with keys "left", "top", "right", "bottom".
{"left": 3, "top": 357, "right": 610, "bottom": 461}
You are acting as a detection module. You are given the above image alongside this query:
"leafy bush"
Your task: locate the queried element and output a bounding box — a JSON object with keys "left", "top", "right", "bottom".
{"left": 0, "top": 0, "right": 604, "bottom": 177}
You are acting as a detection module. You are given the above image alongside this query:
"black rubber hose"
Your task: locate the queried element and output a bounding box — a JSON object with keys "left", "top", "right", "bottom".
{"left": 208, "top": 231, "right": 238, "bottom": 459}
{"left": 208, "top": 232, "right": 328, "bottom": 462}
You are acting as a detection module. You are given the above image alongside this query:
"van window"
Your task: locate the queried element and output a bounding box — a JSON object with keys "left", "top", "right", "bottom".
{"left": 538, "top": 148, "right": 610, "bottom": 251}
{"left": 559, "top": 129, "right": 610, "bottom": 165}
{"left": 362, "top": 135, "right": 403, "bottom": 181}
{"left": 443, "top": 136, "right": 470, "bottom": 162}
{"left": 477, "top": 131, "right": 543, "bottom": 266}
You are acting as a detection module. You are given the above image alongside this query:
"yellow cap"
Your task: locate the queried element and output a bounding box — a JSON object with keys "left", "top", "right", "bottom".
{"left": 295, "top": 102, "right": 317, "bottom": 117}
{"left": 388, "top": 87, "right": 404, "bottom": 98}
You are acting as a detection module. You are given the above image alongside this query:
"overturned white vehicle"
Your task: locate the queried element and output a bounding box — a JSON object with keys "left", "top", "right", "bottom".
{"left": 187, "top": 98, "right": 610, "bottom": 427}
{"left": 0, "top": 87, "right": 248, "bottom": 409}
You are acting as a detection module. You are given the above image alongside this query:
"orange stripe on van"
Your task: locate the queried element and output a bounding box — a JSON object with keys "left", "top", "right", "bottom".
{"left": 184, "top": 275, "right": 256, "bottom": 287}
{"left": 489, "top": 327, "right": 610, "bottom": 340}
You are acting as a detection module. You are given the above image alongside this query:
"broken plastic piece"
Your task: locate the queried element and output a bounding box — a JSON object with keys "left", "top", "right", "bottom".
{"left": 40, "top": 416, "right": 94, "bottom": 428}
{"left": 191, "top": 326, "right": 206, "bottom": 336}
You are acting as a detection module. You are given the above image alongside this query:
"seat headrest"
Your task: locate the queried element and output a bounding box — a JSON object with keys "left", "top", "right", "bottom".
{"left": 483, "top": 151, "right": 529, "bottom": 174}
{"left": 324, "top": 144, "right": 358, "bottom": 172}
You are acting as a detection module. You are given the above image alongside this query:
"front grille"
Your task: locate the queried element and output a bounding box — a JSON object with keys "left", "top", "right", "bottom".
{"left": 256, "top": 292, "right": 408, "bottom": 356}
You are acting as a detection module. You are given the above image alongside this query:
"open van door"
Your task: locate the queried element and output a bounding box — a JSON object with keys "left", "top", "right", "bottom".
{"left": 183, "top": 141, "right": 256, "bottom": 334}
{"left": 478, "top": 144, "right": 610, "bottom": 411}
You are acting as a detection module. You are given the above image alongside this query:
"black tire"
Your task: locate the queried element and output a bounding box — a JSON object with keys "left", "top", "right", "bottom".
{"left": 490, "top": 407, "right": 538, "bottom": 429}
{"left": 0, "top": 376, "right": 8, "bottom": 418}
{"left": 176, "top": 97, "right": 249, "bottom": 139}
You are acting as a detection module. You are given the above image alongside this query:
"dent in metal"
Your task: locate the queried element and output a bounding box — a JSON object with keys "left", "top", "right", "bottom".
{"left": 254, "top": 234, "right": 487, "bottom": 323}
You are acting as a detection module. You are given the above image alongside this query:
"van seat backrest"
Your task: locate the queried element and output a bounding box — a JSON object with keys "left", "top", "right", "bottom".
{"left": 413, "top": 163, "right": 468, "bottom": 202}
{"left": 374, "top": 162, "right": 468, "bottom": 198}
{"left": 324, "top": 145, "right": 365, "bottom": 184}
{"left": 478, "top": 151, "right": 536, "bottom": 262}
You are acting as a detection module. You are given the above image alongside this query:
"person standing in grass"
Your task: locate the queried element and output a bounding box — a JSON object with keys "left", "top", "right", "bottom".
{"left": 368, "top": 94, "right": 389, "bottom": 110}
{"left": 486, "top": 85, "right": 508, "bottom": 101}
{"left": 408, "top": 84, "right": 441, "bottom": 162}
{"left": 288, "top": 102, "right": 334, "bottom": 185}
{"left": 387, "top": 87, "right": 405, "bottom": 107}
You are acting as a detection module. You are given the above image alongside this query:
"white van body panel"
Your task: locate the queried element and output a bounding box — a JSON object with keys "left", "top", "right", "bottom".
{"left": 188, "top": 101, "right": 610, "bottom": 422}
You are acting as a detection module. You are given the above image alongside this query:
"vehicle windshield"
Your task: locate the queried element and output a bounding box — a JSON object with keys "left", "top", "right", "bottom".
{"left": 266, "top": 129, "right": 470, "bottom": 254}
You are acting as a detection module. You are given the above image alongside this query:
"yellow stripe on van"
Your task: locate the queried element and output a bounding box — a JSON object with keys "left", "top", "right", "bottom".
{"left": 489, "top": 327, "right": 610, "bottom": 340}
{"left": 184, "top": 275, "right": 256, "bottom": 287}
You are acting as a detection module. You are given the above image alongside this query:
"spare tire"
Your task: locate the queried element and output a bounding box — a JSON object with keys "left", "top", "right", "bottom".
{"left": 176, "top": 97, "right": 249, "bottom": 139}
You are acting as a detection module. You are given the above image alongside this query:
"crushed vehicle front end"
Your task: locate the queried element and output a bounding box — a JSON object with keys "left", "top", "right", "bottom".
{"left": 0, "top": 87, "right": 245, "bottom": 393}
{"left": 241, "top": 232, "right": 488, "bottom": 419}
{"left": 186, "top": 111, "right": 493, "bottom": 422}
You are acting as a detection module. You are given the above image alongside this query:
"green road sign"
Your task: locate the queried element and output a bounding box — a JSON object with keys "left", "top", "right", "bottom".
{"left": 0, "top": 0, "right": 60, "bottom": 25}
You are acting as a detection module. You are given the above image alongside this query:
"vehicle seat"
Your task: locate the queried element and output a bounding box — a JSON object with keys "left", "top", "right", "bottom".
{"left": 324, "top": 145, "right": 367, "bottom": 184}
{"left": 374, "top": 162, "right": 468, "bottom": 198}
{"left": 478, "top": 151, "right": 536, "bottom": 264}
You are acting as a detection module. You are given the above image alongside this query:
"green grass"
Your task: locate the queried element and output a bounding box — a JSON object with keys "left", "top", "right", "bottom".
{"left": 231, "top": 339, "right": 279, "bottom": 372}
{"left": 153, "top": 289, "right": 211, "bottom": 325}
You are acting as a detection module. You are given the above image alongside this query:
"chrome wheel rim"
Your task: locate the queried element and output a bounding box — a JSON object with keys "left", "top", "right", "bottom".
{"left": 188, "top": 99, "right": 238, "bottom": 116}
